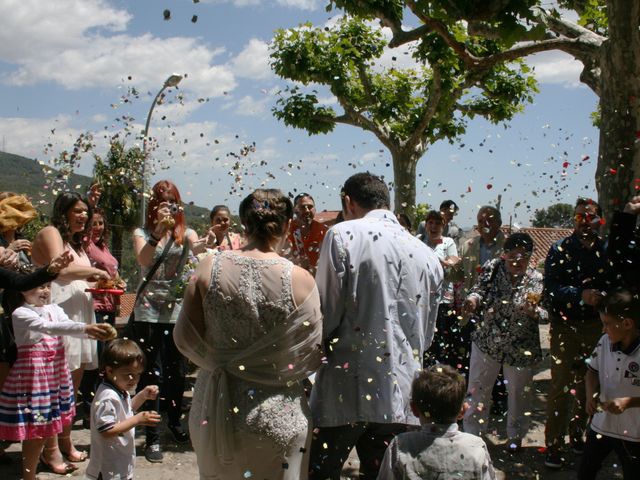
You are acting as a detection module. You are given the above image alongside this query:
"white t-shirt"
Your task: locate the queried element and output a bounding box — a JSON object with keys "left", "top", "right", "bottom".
{"left": 86, "top": 382, "right": 136, "bottom": 480}
{"left": 586, "top": 334, "right": 640, "bottom": 442}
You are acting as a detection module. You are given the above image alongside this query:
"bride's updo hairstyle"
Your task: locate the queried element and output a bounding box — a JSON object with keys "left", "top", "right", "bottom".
{"left": 239, "top": 189, "right": 293, "bottom": 244}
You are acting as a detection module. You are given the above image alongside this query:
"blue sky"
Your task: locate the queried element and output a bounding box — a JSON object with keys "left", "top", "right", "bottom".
{"left": 0, "top": 0, "right": 599, "bottom": 227}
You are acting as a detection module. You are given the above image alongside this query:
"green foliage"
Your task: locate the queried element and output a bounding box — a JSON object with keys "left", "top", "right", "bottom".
{"left": 413, "top": 202, "right": 431, "bottom": 222}
{"left": 273, "top": 88, "right": 337, "bottom": 135}
{"left": 271, "top": 16, "right": 535, "bottom": 147}
{"left": 270, "top": 13, "right": 537, "bottom": 212}
{"left": 558, "top": 0, "right": 607, "bottom": 34}
{"left": 531, "top": 203, "right": 574, "bottom": 228}
{"left": 93, "top": 139, "right": 144, "bottom": 233}
{"left": 19, "top": 214, "right": 48, "bottom": 242}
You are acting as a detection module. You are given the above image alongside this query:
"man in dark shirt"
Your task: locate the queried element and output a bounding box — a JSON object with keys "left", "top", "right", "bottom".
{"left": 543, "top": 198, "right": 613, "bottom": 469}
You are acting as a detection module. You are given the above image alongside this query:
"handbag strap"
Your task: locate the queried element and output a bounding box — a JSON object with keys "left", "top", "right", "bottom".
{"left": 134, "top": 235, "right": 175, "bottom": 304}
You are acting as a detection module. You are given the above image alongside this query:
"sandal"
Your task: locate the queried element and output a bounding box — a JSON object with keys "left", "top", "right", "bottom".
{"left": 59, "top": 435, "right": 88, "bottom": 462}
{"left": 39, "top": 448, "right": 78, "bottom": 475}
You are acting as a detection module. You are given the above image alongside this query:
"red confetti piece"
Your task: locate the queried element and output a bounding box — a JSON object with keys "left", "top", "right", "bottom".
{"left": 610, "top": 168, "right": 617, "bottom": 174}
{"left": 562, "top": 162, "right": 569, "bottom": 169}
{"left": 486, "top": 184, "right": 493, "bottom": 190}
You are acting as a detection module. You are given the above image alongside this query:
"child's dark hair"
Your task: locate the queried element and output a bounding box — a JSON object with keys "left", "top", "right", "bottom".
{"left": 412, "top": 365, "right": 466, "bottom": 423}
{"left": 1, "top": 265, "right": 39, "bottom": 317}
{"left": 598, "top": 289, "right": 640, "bottom": 327}
{"left": 100, "top": 339, "right": 145, "bottom": 372}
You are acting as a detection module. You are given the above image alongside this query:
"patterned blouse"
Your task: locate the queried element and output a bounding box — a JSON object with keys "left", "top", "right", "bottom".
{"left": 469, "top": 258, "right": 547, "bottom": 367}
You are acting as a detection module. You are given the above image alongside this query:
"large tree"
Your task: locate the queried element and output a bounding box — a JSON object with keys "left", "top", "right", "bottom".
{"left": 271, "top": 16, "right": 537, "bottom": 214}
{"left": 329, "top": 0, "right": 639, "bottom": 223}
{"left": 92, "top": 138, "right": 144, "bottom": 265}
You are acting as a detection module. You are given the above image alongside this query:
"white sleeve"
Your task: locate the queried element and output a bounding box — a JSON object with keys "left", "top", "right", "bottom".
{"left": 376, "top": 439, "right": 397, "bottom": 480}
{"left": 586, "top": 335, "right": 605, "bottom": 372}
{"left": 445, "top": 237, "right": 458, "bottom": 257}
{"left": 483, "top": 442, "right": 497, "bottom": 480}
{"left": 315, "top": 228, "right": 347, "bottom": 341}
{"left": 424, "top": 255, "right": 444, "bottom": 349}
{"left": 94, "top": 395, "right": 119, "bottom": 433}
{"left": 12, "top": 306, "right": 86, "bottom": 338}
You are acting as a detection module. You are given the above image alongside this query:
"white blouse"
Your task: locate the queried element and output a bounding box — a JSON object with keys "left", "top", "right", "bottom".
{"left": 11, "top": 304, "right": 87, "bottom": 346}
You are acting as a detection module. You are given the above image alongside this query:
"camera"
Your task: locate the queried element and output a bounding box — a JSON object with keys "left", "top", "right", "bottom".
{"left": 169, "top": 203, "right": 180, "bottom": 215}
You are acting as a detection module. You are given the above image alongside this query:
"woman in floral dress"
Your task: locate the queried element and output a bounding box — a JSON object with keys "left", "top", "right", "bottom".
{"left": 462, "top": 232, "right": 547, "bottom": 452}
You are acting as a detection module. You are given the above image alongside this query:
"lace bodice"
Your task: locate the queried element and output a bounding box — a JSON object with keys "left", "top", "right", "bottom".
{"left": 197, "top": 251, "right": 307, "bottom": 446}
{"left": 203, "top": 251, "right": 295, "bottom": 348}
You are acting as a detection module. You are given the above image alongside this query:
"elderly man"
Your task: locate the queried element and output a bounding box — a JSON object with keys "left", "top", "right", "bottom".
{"left": 543, "top": 198, "right": 613, "bottom": 469}
{"left": 309, "top": 173, "right": 443, "bottom": 479}
{"left": 287, "top": 193, "right": 328, "bottom": 274}
{"left": 459, "top": 205, "right": 505, "bottom": 295}
{"left": 457, "top": 205, "right": 507, "bottom": 410}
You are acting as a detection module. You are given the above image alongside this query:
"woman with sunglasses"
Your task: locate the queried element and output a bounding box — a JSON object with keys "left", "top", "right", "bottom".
{"left": 461, "top": 233, "right": 547, "bottom": 453}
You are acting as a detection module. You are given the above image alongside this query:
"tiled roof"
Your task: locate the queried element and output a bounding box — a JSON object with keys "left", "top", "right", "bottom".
{"left": 116, "top": 293, "right": 136, "bottom": 325}
{"left": 315, "top": 210, "right": 341, "bottom": 225}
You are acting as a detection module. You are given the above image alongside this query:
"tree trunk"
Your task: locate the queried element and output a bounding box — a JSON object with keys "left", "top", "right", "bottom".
{"left": 391, "top": 151, "right": 419, "bottom": 218}
{"left": 595, "top": 1, "right": 640, "bottom": 224}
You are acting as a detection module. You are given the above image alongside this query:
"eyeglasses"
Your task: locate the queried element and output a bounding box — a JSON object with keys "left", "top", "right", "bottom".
{"left": 574, "top": 213, "right": 601, "bottom": 223}
{"left": 503, "top": 253, "right": 530, "bottom": 262}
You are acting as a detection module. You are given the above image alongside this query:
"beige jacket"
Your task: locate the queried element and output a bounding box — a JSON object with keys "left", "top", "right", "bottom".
{"left": 457, "top": 230, "right": 506, "bottom": 294}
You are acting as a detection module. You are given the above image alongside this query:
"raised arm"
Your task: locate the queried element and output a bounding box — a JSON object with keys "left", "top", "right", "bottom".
{"left": 33, "top": 226, "right": 108, "bottom": 281}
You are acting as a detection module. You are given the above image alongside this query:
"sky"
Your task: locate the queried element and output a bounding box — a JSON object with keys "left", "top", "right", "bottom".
{"left": 0, "top": 0, "right": 600, "bottom": 228}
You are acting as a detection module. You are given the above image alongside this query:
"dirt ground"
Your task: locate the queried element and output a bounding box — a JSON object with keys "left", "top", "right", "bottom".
{"left": 0, "top": 324, "right": 624, "bottom": 479}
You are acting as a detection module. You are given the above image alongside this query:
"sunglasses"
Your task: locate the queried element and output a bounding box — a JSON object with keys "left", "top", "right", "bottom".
{"left": 574, "top": 213, "right": 601, "bottom": 223}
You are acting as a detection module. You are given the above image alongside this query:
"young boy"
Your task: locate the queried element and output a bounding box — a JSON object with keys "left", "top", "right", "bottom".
{"left": 579, "top": 290, "right": 640, "bottom": 479}
{"left": 86, "top": 339, "right": 161, "bottom": 480}
{"left": 377, "top": 365, "right": 496, "bottom": 479}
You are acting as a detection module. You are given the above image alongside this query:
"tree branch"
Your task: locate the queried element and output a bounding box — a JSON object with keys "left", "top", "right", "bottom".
{"left": 357, "top": 63, "right": 377, "bottom": 105}
{"left": 532, "top": 6, "right": 604, "bottom": 41}
{"left": 405, "top": 67, "right": 443, "bottom": 152}
{"left": 405, "top": 1, "right": 481, "bottom": 68}
{"left": 475, "top": 37, "right": 600, "bottom": 70}
{"left": 579, "top": 59, "right": 601, "bottom": 96}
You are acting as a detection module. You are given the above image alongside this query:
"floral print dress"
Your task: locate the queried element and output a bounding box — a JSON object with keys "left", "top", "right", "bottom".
{"left": 468, "top": 258, "right": 547, "bottom": 367}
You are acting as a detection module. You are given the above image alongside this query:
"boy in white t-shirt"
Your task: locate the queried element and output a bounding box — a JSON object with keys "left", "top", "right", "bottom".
{"left": 377, "top": 365, "right": 496, "bottom": 480}
{"left": 86, "top": 339, "right": 161, "bottom": 480}
{"left": 580, "top": 290, "right": 640, "bottom": 480}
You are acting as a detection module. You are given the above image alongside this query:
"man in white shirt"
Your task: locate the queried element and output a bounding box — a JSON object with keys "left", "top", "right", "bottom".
{"left": 309, "top": 172, "right": 444, "bottom": 479}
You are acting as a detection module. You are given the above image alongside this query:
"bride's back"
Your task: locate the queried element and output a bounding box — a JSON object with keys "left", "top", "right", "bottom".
{"left": 202, "top": 251, "right": 296, "bottom": 349}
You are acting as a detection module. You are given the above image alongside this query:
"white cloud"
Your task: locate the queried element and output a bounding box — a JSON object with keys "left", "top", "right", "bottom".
{"left": 235, "top": 95, "right": 270, "bottom": 117}
{"left": 524, "top": 51, "right": 584, "bottom": 88}
{"left": 91, "top": 114, "right": 108, "bottom": 123}
{"left": 0, "top": 0, "right": 237, "bottom": 98}
{"left": 203, "top": 0, "right": 318, "bottom": 9}
{"left": 276, "top": 0, "right": 319, "bottom": 9}
{"left": 231, "top": 39, "right": 273, "bottom": 80}
{"left": 0, "top": 116, "right": 84, "bottom": 162}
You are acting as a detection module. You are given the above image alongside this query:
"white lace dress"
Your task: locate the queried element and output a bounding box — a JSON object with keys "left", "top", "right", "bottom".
{"left": 175, "top": 251, "right": 322, "bottom": 480}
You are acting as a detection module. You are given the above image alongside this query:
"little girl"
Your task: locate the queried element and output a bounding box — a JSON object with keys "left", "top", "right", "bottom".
{"left": 0, "top": 282, "right": 111, "bottom": 480}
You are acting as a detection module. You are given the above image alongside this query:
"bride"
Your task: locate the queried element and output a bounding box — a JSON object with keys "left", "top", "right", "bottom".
{"left": 174, "top": 188, "right": 322, "bottom": 479}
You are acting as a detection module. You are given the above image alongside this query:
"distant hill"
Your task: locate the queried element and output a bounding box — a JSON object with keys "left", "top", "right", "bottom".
{"left": 0, "top": 150, "right": 210, "bottom": 223}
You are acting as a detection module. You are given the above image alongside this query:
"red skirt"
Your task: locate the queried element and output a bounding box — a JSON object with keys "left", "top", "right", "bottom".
{"left": 0, "top": 336, "right": 75, "bottom": 441}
